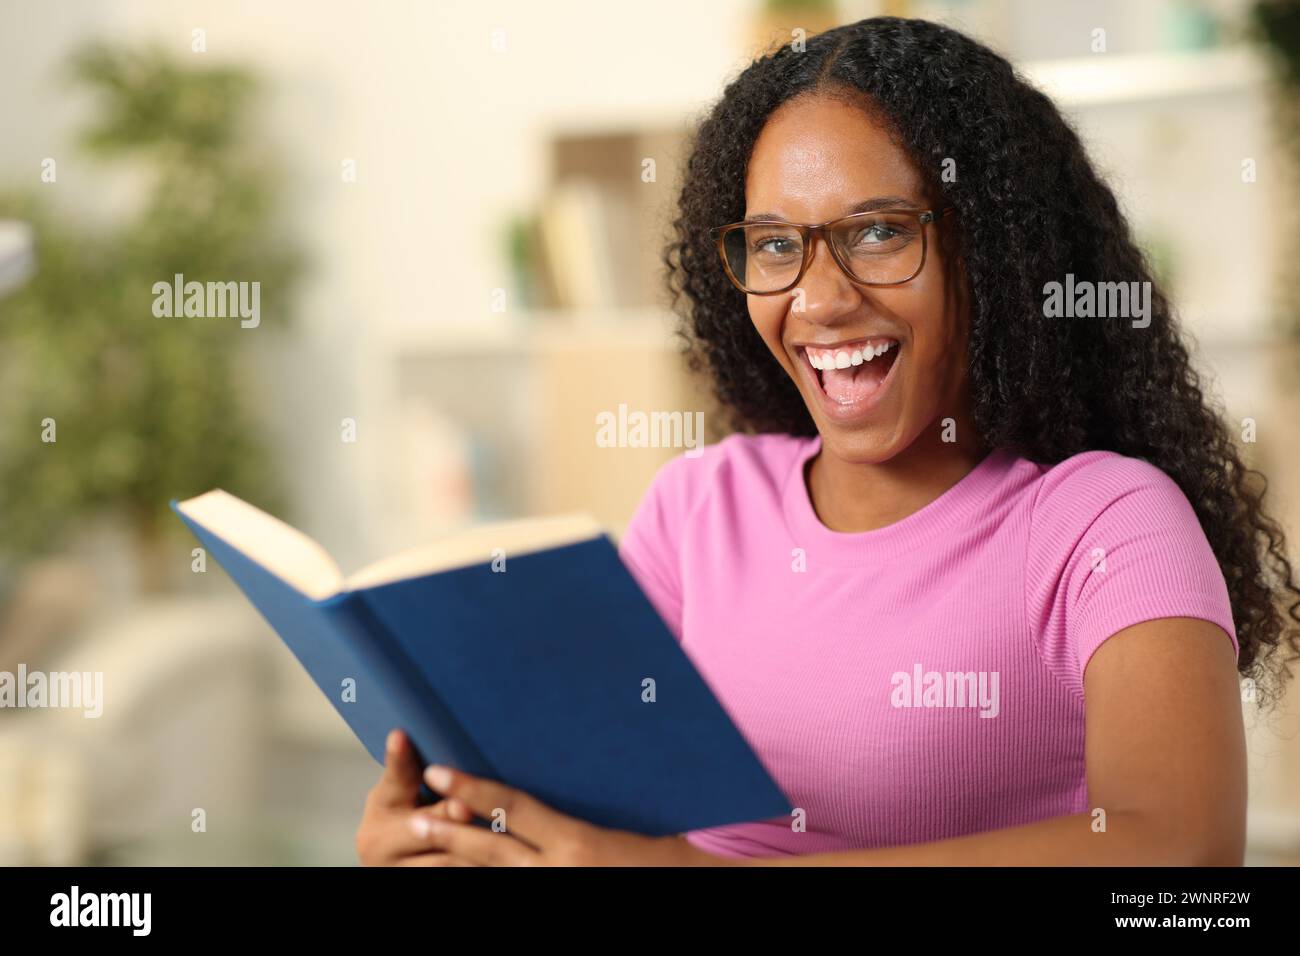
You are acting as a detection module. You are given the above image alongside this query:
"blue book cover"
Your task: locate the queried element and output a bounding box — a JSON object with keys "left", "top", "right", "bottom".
{"left": 172, "top": 491, "right": 790, "bottom": 836}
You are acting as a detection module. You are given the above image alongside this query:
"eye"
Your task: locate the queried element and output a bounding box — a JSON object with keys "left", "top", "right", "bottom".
{"left": 842, "top": 216, "right": 916, "bottom": 254}
{"left": 856, "top": 223, "right": 899, "bottom": 245}
{"left": 750, "top": 233, "right": 801, "bottom": 257}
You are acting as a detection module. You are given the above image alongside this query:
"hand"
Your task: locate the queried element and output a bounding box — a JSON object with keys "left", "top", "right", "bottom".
{"left": 413, "top": 762, "right": 728, "bottom": 866}
{"left": 355, "top": 729, "right": 479, "bottom": 866}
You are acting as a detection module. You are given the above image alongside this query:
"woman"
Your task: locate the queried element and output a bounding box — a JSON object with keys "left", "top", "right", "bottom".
{"left": 356, "top": 16, "right": 1299, "bottom": 865}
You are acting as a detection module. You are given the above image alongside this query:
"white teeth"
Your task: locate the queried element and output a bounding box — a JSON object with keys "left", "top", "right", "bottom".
{"left": 806, "top": 341, "right": 897, "bottom": 371}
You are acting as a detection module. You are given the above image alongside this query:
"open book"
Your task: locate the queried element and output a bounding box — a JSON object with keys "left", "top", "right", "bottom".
{"left": 173, "top": 491, "right": 789, "bottom": 836}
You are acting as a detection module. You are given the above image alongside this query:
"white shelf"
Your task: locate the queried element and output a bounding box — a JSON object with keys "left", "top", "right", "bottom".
{"left": 1021, "top": 47, "right": 1266, "bottom": 108}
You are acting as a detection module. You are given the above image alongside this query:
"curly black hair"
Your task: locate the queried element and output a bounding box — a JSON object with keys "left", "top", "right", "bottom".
{"left": 663, "top": 16, "right": 1300, "bottom": 707}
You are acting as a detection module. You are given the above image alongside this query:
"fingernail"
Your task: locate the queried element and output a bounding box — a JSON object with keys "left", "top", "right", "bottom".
{"left": 386, "top": 730, "right": 400, "bottom": 754}
{"left": 424, "top": 765, "right": 452, "bottom": 792}
{"left": 410, "top": 815, "right": 430, "bottom": 839}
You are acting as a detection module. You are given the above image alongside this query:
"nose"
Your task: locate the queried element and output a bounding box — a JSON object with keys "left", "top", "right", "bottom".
{"left": 792, "top": 233, "right": 865, "bottom": 326}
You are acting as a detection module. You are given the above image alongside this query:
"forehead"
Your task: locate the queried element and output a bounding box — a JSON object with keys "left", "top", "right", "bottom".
{"left": 744, "top": 93, "right": 923, "bottom": 218}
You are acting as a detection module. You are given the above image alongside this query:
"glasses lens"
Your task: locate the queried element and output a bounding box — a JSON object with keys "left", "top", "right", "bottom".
{"left": 721, "top": 223, "right": 804, "bottom": 293}
{"left": 831, "top": 212, "right": 924, "bottom": 284}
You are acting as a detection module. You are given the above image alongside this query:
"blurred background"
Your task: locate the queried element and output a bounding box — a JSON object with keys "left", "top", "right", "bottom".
{"left": 1, "top": 0, "right": 1299, "bottom": 865}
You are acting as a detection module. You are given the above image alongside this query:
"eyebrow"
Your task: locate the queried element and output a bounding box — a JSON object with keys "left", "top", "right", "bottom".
{"left": 742, "top": 196, "right": 918, "bottom": 223}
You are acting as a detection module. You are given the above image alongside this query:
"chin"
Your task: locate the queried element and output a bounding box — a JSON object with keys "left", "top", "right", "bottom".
{"left": 815, "top": 421, "right": 910, "bottom": 464}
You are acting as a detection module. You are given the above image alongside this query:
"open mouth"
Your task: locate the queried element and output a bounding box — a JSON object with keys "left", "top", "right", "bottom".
{"left": 801, "top": 337, "right": 901, "bottom": 408}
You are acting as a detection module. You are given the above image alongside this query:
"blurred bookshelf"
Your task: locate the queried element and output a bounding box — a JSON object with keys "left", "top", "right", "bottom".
{"left": 1024, "top": 45, "right": 1283, "bottom": 350}
{"left": 367, "top": 106, "right": 712, "bottom": 553}
{"left": 376, "top": 305, "right": 715, "bottom": 553}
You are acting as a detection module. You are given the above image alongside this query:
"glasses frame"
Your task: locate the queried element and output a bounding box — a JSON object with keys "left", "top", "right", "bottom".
{"left": 710, "top": 205, "right": 955, "bottom": 295}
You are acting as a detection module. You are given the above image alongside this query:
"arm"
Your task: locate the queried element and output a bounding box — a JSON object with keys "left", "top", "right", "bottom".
{"left": 743, "top": 617, "right": 1246, "bottom": 866}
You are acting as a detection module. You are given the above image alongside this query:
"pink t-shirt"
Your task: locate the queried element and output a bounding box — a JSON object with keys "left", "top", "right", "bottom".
{"left": 617, "top": 432, "right": 1238, "bottom": 859}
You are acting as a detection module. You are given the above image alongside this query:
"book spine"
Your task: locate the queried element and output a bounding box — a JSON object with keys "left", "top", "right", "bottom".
{"left": 321, "top": 593, "right": 496, "bottom": 779}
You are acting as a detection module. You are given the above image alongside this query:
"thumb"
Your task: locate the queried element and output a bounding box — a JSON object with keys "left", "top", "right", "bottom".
{"left": 375, "top": 729, "right": 423, "bottom": 808}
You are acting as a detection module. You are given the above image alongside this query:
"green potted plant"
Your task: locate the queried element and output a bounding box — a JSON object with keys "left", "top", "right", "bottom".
{"left": 0, "top": 43, "right": 301, "bottom": 591}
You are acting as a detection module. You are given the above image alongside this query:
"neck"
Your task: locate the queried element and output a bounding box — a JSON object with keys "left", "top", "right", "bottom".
{"left": 807, "top": 424, "right": 987, "bottom": 533}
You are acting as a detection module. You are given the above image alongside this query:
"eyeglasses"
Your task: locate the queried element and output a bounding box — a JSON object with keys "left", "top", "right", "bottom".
{"left": 710, "top": 206, "right": 955, "bottom": 295}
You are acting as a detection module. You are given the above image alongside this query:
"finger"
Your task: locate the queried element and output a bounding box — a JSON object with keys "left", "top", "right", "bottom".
{"left": 410, "top": 816, "right": 539, "bottom": 867}
{"left": 372, "top": 729, "right": 423, "bottom": 809}
{"left": 423, "top": 798, "right": 472, "bottom": 823}
{"left": 362, "top": 798, "right": 468, "bottom": 865}
{"left": 374, "top": 805, "right": 471, "bottom": 862}
{"left": 442, "top": 798, "right": 474, "bottom": 823}
{"left": 422, "top": 765, "right": 579, "bottom": 845}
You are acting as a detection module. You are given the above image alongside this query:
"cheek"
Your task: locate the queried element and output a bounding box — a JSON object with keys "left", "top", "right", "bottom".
{"left": 902, "top": 278, "right": 964, "bottom": 385}
{"left": 748, "top": 297, "right": 787, "bottom": 356}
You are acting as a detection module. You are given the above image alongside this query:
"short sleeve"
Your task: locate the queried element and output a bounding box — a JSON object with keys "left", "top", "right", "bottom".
{"left": 1025, "top": 452, "right": 1239, "bottom": 697}
{"left": 616, "top": 452, "right": 697, "bottom": 641}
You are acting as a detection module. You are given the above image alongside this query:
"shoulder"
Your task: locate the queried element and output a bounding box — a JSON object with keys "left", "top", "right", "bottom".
{"left": 1022, "top": 449, "right": 1238, "bottom": 688}
{"left": 1031, "top": 448, "right": 1187, "bottom": 505}
{"left": 1024, "top": 448, "right": 1213, "bottom": 589}
{"left": 618, "top": 431, "right": 810, "bottom": 582}
{"left": 636, "top": 431, "right": 814, "bottom": 521}
{"left": 618, "top": 432, "right": 811, "bottom": 637}
{"left": 1026, "top": 449, "right": 1199, "bottom": 544}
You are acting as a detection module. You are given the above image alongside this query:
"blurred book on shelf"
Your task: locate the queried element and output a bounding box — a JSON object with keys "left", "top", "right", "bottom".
{"left": 516, "top": 124, "right": 691, "bottom": 314}
{"left": 537, "top": 178, "right": 622, "bottom": 311}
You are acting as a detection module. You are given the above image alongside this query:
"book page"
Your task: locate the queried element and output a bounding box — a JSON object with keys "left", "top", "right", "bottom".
{"left": 345, "top": 513, "right": 603, "bottom": 590}
{"left": 175, "top": 490, "right": 344, "bottom": 600}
